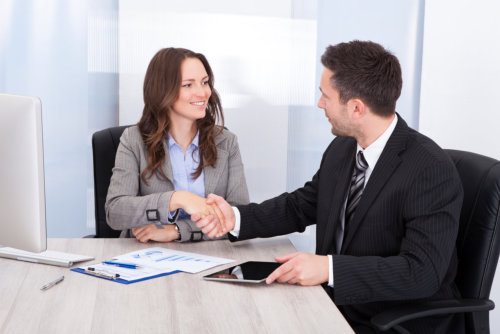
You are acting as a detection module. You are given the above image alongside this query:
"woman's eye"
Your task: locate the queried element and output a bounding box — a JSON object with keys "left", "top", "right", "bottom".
{"left": 202, "top": 80, "right": 209, "bottom": 85}
{"left": 182, "top": 83, "right": 191, "bottom": 88}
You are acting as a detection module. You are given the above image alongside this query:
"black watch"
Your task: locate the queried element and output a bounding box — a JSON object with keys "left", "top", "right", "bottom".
{"left": 173, "top": 224, "right": 181, "bottom": 241}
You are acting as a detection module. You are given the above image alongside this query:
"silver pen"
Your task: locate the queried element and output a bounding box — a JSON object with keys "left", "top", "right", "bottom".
{"left": 40, "top": 275, "right": 64, "bottom": 291}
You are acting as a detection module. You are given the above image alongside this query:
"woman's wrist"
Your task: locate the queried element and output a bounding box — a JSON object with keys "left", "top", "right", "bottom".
{"left": 169, "top": 190, "right": 188, "bottom": 211}
{"left": 163, "top": 224, "right": 181, "bottom": 241}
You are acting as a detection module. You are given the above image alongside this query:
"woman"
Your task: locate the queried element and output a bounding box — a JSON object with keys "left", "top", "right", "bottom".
{"left": 105, "top": 47, "right": 249, "bottom": 242}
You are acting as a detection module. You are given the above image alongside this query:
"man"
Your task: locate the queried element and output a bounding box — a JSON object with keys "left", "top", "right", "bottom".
{"left": 193, "top": 40, "right": 464, "bottom": 333}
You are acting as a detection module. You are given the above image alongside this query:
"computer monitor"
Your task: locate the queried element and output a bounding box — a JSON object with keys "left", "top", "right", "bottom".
{"left": 0, "top": 94, "right": 47, "bottom": 253}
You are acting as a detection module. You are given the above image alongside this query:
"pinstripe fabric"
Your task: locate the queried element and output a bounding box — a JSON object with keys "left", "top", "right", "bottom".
{"left": 234, "top": 116, "right": 464, "bottom": 333}
{"left": 105, "top": 126, "right": 250, "bottom": 242}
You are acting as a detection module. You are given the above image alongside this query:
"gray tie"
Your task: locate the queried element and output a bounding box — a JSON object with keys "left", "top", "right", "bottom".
{"left": 345, "top": 151, "right": 369, "bottom": 228}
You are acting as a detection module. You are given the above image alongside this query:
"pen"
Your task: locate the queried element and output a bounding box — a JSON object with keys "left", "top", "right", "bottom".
{"left": 103, "top": 261, "right": 139, "bottom": 269}
{"left": 85, "top": 268, "right": 120, "bottom": 280}
{"left": 40, "top": 275, "right": 64, "bottom": 291}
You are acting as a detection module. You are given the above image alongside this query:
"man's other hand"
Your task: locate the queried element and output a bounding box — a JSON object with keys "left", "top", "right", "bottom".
{"left": 266, "top": 252, "right": 329, "bottom": 286}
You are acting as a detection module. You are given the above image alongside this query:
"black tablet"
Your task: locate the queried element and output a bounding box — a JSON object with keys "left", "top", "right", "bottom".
{"left": 203, "top": 261, "right": 281, "bottom": 283}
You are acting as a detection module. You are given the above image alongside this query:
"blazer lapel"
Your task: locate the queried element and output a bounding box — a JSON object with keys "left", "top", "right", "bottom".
{"left": 204, "top": 147, "right": 228, "bottom": 195}
{"left": 162, "top": 140, "right": 174, "bottom": 184}
{"left": 318, "top": 140, "right": 357, "bottom": 255}
{"left": 341, "top": 117, "right": 409, "bottom": 253}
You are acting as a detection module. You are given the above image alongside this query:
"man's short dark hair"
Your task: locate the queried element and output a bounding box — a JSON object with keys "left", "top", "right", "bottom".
{"left": 321, "top": 40, "right": 402, "bottom": 117}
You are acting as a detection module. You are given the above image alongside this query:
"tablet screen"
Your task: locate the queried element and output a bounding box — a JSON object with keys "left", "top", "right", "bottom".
{"left": 203, "top": 261, "right": 281, "bottom": 283}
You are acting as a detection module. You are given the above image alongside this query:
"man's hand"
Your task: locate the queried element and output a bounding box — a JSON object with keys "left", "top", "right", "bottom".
{"left": 170, "top": 191, "right": 216, "bottom": 217}
{"left": 192, "top": 194, "right": 235, "bottom": 238}
{"left": 265, "top": 252, "right": 329, "bottom": 286}
{"left": 170, "top": 191, "right": 224, "bottom": 231}
{"left": 132, "top": 224, "right": 178, "bottom": 243}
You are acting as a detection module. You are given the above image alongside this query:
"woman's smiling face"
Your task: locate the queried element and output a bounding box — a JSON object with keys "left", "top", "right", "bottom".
{"left": 170, "top": 57, "right": 212, "bottom": 122}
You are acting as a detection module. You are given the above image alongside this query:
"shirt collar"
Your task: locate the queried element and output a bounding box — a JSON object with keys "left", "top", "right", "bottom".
{"left": 357, "top": 114, "right": 398, "bottom": 170}
{"left": 192, "top": 131, "right": 200, "bottom": 147}
{"left": 167, "top": 131, "right": 200, "bottom": 149}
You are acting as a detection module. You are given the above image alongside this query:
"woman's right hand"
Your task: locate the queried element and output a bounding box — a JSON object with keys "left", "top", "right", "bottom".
{"left": 192, "top": 194, "right": 235, "bottom": 238}
{"left": 170, "top": 191, "right": 225, "bottom": 232}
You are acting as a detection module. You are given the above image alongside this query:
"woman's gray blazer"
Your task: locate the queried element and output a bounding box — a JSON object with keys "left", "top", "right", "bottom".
{"left": 105, "top": 125, "right": 250, "bottom": 242}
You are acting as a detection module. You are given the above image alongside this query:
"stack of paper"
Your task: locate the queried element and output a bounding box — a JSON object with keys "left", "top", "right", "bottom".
{"left": 71, "top": 247, "right": 234, "bottom": 284}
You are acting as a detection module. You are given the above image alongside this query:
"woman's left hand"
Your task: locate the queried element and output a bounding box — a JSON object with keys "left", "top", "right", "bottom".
{"left": 132, "top": 224, "right": 179, "bottom": 243}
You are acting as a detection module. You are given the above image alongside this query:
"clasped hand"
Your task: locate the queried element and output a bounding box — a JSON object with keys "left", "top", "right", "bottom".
{"left": 191, "top": 194, "right": 236, "bottom": 238}
{"left": 191, "top": 195, "right": 329, "bottom": 286}
{"left": 133, "top": 191, "right": 227, "bottom": 243}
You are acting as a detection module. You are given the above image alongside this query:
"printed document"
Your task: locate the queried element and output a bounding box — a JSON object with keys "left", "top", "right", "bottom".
{"left": 77, "top": 247, "right": 234, "bottom": 282}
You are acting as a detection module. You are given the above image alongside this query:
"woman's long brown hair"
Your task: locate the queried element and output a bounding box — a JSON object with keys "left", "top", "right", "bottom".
{"left": 138, "top": 48, "right": 224, "bottom": 185}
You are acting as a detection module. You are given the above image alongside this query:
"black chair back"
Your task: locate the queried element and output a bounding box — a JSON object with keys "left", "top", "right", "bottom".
{"left": 446, "top": 149, "right": 500, "bottom": 298}
{"left": 446, "top": 149, "right": 500, "bottom": 331}
{"left": 369, "top": 149, "right": 500, "bottom": 333}
{"left": 92, "top": 125, "right": 130, "bottom": 238}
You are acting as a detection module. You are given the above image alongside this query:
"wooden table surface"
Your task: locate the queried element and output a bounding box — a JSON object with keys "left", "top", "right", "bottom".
{"left": 0, "top": 237, "right": 353, "bottom": 334}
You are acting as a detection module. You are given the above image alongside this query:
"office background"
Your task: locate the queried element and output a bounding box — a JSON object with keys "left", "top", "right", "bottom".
{"left": 1, "top": 0, "right": 499, "bottom": 329}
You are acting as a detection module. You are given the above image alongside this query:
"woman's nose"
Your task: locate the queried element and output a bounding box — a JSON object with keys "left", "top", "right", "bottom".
{"left": 195, "top": 84, "right": 210, "bottom": 98}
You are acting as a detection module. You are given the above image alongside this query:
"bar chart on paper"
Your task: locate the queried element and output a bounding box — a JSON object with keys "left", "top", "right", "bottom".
{"left": 119, "top": 247, "right": 234, "bottom": 273}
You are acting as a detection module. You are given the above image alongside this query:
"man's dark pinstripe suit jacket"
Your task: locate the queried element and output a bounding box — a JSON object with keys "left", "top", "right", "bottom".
{"left": 234, "top": 116, "right": 465, "bottom": 333}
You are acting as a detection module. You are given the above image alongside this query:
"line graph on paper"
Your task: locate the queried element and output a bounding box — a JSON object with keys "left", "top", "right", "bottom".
{"left": 119, "top": 247, "right": 234, "bottom": 273}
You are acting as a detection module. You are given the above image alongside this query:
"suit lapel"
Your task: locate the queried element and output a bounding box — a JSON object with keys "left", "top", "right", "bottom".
{"left": 318, "top": 140, "right": 357, "bottom": 255}
{"left": 205, "top": 133, "right": 228, "bottom": 195}
{"left": 204, "top": 147, "right": 228, "bottom": 195}
{"left": 162, "top": 140, "right": 174, "bottom": 184}
{"left": 341, "top": 117, "right": 409, "bottom": 253}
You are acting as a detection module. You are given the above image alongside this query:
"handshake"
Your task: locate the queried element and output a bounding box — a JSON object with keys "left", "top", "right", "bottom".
{"left": 171, "top": 191, "right": 235, "bottom": 238}
{"left": 138, "top": 192, "right": 329, "bottom": 287}
{"left": 131, "top": 191, "right": 233, "bottom": 244}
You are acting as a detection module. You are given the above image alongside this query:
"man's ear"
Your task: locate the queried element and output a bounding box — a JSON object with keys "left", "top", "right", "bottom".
{"left": 348, "top": 98, "right": 366, "bottom": 120}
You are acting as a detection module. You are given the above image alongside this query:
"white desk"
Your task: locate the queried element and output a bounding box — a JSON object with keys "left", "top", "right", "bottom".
{"left": 0, "top": 237, "right": 353, "bottom": 334}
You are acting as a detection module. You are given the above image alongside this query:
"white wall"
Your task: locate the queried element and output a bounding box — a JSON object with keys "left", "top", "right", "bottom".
{"left": 419, "top": 0, "right": 500, "bottom": 330}
{"left": 1, "top": 1, "right": 91, "bottom": 237}
{"left": 419, "top": 0, "right": 500, "bottom": 160}
{"left": 118, "top": 0, "right": 317, "bottom": 206}
{"left": 316, "top": 0, "right": 425, "bottom": 129}
{"left": 0, "top": 0, "right": 118, "bottom": 237}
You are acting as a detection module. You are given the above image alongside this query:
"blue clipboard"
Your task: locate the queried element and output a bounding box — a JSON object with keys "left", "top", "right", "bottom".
{"left": 71, "top": 267, "right": 180, "bottom": 284}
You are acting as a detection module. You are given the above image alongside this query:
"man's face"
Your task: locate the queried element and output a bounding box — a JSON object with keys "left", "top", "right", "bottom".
{"left": 317, "top": 67, "right": 352, "bottom": 137}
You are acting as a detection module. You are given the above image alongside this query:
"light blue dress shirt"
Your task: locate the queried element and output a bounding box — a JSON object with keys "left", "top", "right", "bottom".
{"left": 167, "top": 132, "right": 205, "bottom": 220}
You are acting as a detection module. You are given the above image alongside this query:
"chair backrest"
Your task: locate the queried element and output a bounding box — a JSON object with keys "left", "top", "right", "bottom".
{"left": 445, "top": 149, "right": 500, "bottom": 299}
{"left": 92, "top": 125, "right": 130, "bottom": 238}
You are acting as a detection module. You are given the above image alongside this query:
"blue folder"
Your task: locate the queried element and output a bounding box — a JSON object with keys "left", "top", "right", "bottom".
{"left": 71, "top": 267, "right": 180, "bottom": 284}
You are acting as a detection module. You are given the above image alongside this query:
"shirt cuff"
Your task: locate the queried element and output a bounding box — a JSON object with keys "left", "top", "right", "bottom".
{"left": 328, "top": 254, "right": 334, "bottom": 287}
{"left": 168, "top": 209, "right": 179, "bottom": 222}
{"left": 229, "top": 206, "right": 241, "bottom": 238}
